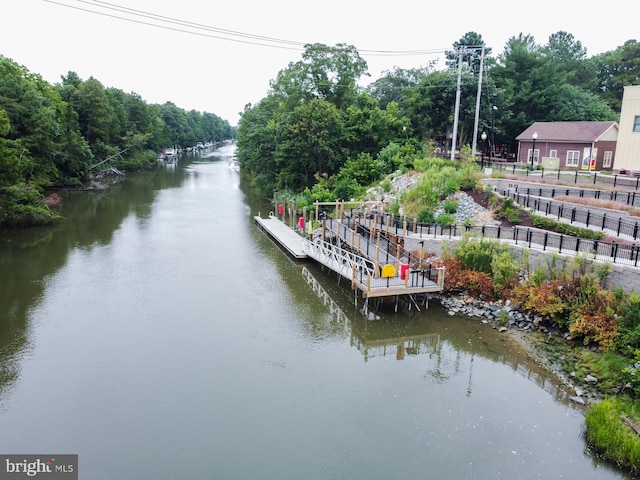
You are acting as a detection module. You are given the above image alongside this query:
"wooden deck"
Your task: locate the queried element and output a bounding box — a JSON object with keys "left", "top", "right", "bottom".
{"left": 254, "top": 215, "right": 308, "bottom": 259}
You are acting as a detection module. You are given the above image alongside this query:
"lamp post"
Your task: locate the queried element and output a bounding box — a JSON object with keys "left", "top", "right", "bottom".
{"left": 480, "top": 132, "right": 487, "bottom": 167}
{"left": 530, "top": 131, "right": 538, "bottom": 170}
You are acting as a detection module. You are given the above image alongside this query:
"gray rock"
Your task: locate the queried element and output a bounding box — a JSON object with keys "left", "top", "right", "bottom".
{"left": 584, "top": 375, "right": 599, "bottom": 384}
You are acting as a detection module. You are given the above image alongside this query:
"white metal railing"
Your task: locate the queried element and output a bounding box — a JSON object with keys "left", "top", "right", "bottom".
{"left": 302, "top": 238, "right": 376, "bottom": 280}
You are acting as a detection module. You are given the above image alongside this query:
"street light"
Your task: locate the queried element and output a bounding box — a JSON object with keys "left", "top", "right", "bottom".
{"left": 530, "top": 131, "right": 538, "bottom": 170}
{"left": 480, "top": 132, "right": 487, "bottom": 167}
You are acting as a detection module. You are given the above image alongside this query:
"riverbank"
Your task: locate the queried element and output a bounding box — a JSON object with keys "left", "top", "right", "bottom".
{"left": 435, "top": 293, "right": 610, "bottom": 406}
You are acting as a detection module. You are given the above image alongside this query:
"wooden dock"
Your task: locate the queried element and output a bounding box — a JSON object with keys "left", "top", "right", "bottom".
{"left": 254, "top": 215, "right": 308, "bottom": 259}
{"left": 255, "top": 213, "right": 444, "bottom": 313}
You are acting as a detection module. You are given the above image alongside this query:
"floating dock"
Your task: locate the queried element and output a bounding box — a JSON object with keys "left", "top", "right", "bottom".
{"left": 254, "top": 215, "right": 308, "bottom": 259}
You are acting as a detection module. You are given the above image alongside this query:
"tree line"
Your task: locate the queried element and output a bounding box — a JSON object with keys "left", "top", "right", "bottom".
{"left": 0, "top": 55, "right": 235, "bottom": 226}
{"left": 236, "top": 31, "right": 639, "bottom": 202}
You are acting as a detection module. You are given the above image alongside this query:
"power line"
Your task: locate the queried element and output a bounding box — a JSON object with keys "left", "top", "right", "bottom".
{"left": 43, "top": 0, "right": 303, "bottom": 50}
{"left": 81, "top": 0, "right": 305, "bottom": 47}
{"left": 44, "top": 0, "right": 449, "bottom": 58}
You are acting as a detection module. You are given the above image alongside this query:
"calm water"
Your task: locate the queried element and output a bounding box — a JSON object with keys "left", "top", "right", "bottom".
{"left": 0, "top": 145, "right": 632, "bottom": 479}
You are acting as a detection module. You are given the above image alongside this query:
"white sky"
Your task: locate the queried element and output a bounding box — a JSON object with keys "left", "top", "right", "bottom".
{"left": 3, "top": 0, "right": 637, "bottom": 126}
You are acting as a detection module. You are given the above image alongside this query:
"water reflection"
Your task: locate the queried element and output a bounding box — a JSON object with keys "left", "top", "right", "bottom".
{"left": 296, "top": 264, "right": 576, "bottom": 406}
{"left": 0, "top": 152, "right": 200, "bottom": 404}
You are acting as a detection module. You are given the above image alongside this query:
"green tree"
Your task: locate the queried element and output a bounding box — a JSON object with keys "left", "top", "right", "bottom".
{"left": 274, "top": 98, "right": 345, "bottom": 190}
{"left": 0, "top": 109, "right": 27, "bottom": 187}
{"left": 270, "top": 43, "right": 368, "bottom": 111}
{"left": 236, "top": 97, "right": 281, "bottom": 193}
{"left": 593, "top": 40, "right": 640, "bottom": 111}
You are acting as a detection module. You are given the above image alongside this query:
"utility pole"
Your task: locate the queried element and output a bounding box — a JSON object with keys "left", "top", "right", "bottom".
{"left": 471, "top": 46, "right": 485, "bottom": 157}
{"left": 450, "top": 46, "right": 464, "bottom": 161}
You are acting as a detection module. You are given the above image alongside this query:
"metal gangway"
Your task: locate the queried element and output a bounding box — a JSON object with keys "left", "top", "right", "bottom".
{"left": 302, "top": 218, "right": 444, "bottom": 301}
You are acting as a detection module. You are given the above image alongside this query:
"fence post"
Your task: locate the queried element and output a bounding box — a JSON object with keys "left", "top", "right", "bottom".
{"left": 634, "top": 222, "right": 639, "bottom": 241}
{"left": 543, "top": 232, "right": 548, "bottom": 250}
{"left": 575, "top": 171, "right": 578, "bottom": 184}
{"left": 559, "top": 234, "right": 564, "bottom": 254}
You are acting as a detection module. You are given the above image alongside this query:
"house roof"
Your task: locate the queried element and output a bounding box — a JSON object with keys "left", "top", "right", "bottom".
{"left": 516, "top": 121, "right": 618, "bottom": 142}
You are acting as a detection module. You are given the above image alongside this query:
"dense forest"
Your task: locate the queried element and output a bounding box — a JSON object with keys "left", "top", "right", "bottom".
{"left": 0, "top": 55, "right": 234, "bottom": 226}
{"left": 236, "top": 31, "right": 639, "bottom": 201}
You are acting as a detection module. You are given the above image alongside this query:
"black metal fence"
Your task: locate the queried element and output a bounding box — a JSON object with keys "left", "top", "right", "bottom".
{"left": 346, "top": 211, "right": 640, "bottom": 267}
{"left": 499, "top": 185, "right": 640, "bottom": 207}
{"left": 479, "top": 160, "right": 640, "bottom": 190}
{"left": 498, "top": 190, "right": 640, "bottom": 240}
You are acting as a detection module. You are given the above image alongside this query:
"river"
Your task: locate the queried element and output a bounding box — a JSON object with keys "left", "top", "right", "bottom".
{"left": 0, "top": 144, "right": 632, "bottom": 479}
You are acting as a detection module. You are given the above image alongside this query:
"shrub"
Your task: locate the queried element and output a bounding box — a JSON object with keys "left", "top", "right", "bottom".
{"left": 495, "top": 197, "right": 523, "bottom": 224}
{"left": 453, "top": 235, "right": 509, "bottom": 274}
{"left": 441, "top": 257, "right": 495, "bottom": 298}
{"left": 491, "top": 251, "right": 519, "bottom": 293}
{"left": 417, "top": 208, "right": 435, "bottom": 224}
{"left": 443, "top": 199, "right": 458, "bottom": 214}
{"left": 435, "top": 213, "right": 455, "bottom": 226}
{"left": 617, "top": 292, "right": 640, "bottom": 353}
{"left": 0, "top": 183, "right": 62, "bottom": 227}
{"left": 622, "top": 351, "right": 640, "bottom": 396}
{"left": 511, "top": 281, "right": 570, "bottom": 324}
{"left": 531, "top": 214, "right": 605, "bottom": 240}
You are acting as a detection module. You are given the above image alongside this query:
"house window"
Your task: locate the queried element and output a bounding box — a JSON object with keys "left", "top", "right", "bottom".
{"left": 528, "top": 149, "right": 539, "bottom": 164}
{"left": 603, "top": 151, "right": 613, "bottom": 168}
{"left": 566, "top": 150, "right": 580, "bottom": 167}
{"left": 634, "top": 115, "right": 640, "bottom": 132}
{"left": 550, "top": 150, "right": 557, "bottom": 158}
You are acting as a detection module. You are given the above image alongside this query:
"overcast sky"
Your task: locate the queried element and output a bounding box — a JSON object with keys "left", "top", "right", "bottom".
{"left": 3, "top": 0, "right": 637, "bottom": 126}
